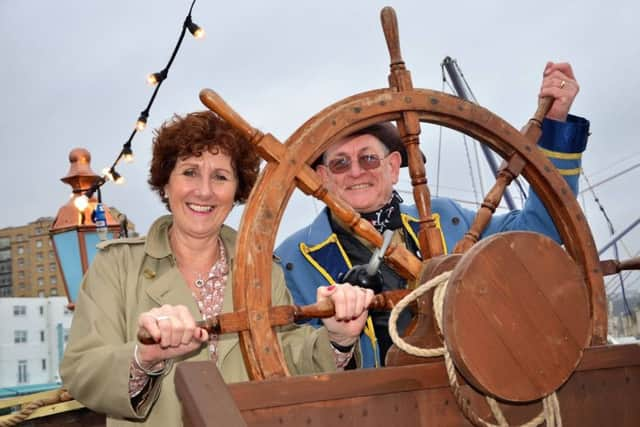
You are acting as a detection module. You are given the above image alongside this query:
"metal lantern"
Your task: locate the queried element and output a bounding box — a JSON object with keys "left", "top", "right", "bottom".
{"left": 49, "top": 148, "right": 120, "bottom": 308}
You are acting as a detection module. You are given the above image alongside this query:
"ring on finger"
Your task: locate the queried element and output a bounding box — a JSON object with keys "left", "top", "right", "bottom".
{"left": 560, "top": 80, "right": 566, "bottom": 89}
{"left": 155, "top": 315, "right": 171, "bottom": 321}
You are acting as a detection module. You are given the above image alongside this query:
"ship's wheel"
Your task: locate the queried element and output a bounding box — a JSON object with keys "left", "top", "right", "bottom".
{"left": 200, "top": 6, "right": 606, "bottom": 403}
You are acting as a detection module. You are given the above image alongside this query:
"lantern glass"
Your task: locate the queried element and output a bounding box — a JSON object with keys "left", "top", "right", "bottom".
{"left": 51, "top": 228, "right": 115, "bottom": 305}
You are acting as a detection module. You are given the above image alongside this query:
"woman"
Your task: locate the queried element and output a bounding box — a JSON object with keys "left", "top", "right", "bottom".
{"left": 60, "top": 111, "right": 374, "bottom": 427}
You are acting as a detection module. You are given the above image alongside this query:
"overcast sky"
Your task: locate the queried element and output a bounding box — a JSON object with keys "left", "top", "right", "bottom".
{"left": 2, "top": 1, "right": 638, "bottom": 295}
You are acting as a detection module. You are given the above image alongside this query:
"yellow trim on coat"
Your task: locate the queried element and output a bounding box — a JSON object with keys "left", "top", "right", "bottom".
{"left": 299, "top": 234, "right": 353, "bottom": 285}
{"left": 401, "top": 212, "right": 448, "bottom": 255}
{"left": 539, "top": 147, "right": 582, "bottom": 160}
{"left": 300, "top": 235, "right": 380, "bottom": 367}
{"left": 558, "top": 167, "right": 582, "bottom": 176}
{"left": 363, "top": 316, "right": 380, "bottom": 367}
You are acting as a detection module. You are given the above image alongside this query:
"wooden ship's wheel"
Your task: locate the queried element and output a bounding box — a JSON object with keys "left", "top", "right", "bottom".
{"left": 178, "top": 6, "right": 639, "bottom": 427}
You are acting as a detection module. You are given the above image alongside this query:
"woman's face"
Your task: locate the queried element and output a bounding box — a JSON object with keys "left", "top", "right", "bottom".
{"left": 164, "top": 150, "right": 237, "bottom": 241}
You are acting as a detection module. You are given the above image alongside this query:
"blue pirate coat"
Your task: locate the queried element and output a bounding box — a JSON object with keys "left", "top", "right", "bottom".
{"left": 275, "top": 115, "right": 590, "bottom": 368}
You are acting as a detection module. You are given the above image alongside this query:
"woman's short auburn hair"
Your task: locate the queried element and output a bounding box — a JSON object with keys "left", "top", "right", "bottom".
{"left": 148, "top": 110, "right": 260, "bottom": 210}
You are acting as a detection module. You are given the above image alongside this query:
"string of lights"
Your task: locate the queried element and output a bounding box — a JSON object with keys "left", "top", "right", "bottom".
{"left": 73, "top": 0, "right": 204, "bottom": 211}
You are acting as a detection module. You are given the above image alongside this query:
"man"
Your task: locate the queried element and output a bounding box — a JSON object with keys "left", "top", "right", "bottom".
{"left": 275, "top": 62, "right": 590, "bottom": 368}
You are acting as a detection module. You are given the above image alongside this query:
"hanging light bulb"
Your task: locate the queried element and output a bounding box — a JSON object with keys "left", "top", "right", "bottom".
{"left": 146, "top": 69, "right": 167, "bottom": 86}
{"left": 111, "top": 169, "right": 125, "bottom": 185}
{"left": 185, "top": 16, "right": 205, "bottom": 39}
{"left": 102, "top": 167, "right": 114, "bottom": 182}
{"left": 136, "top": 113, "right": 148, "bottom": 131}
{"left": 122, "top": 144, "right": 134, "bottom": 163}
{"left": 146, "top": 73, "right": 160, "bottom": 86}
{"left": 73, "top": 194, "right": 89, "bottom": 211}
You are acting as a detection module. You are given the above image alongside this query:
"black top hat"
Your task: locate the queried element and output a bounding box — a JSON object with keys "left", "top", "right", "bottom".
{"left": 311, "top": 122, "right": 425, "bottom": 169}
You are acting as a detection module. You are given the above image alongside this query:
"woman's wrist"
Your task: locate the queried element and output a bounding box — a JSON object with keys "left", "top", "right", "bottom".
{"left": 133, "top": 343, "right": 173, "bottom": 376}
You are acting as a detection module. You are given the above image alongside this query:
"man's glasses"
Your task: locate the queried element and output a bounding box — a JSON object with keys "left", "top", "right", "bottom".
{"left": 324, "top": 153, "right": 390, "bottom": 174}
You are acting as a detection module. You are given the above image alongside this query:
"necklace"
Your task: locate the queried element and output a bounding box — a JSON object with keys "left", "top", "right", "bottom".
{"left": 171, "top": 233, "right": 222, "bottom": 291}
{"left": 175, "top": 264, "right": 212, "bottom": 290}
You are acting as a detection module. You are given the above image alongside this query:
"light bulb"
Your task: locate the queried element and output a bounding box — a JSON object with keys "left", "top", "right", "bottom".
{"left": 74, "top": 195, "right": 89, "bottom": 211}
{"left": 102, "top": 167, "right": 114, "bottom": 182}
{"left": 136, "top": 118, "right": 147, "bottom": 131}
{"left": 111, "top": 170, "right": 125, "bottom": 185}
{"left": 186, "top": 17, "right": 205, "bottom": 39}
{"left": 193, "top": 27, "right": 205, "bottom": 39}
{"left": 122, "top": 145, "right": 134, "bottom": 163}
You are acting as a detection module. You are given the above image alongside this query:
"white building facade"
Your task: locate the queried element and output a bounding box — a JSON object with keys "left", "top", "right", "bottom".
{"left": 0, "top": 297, "right": 72, "bottom": 388}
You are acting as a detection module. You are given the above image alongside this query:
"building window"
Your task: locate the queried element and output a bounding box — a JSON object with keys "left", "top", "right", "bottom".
{"left": 35, "top": 227, "right": 43, "bottom": 235}
{"left": 40, "top": 330, "right": 45, "bottom": 342}
{"left": 37, "top": 265, "right": 44, "bottom": 273}
{"left": 36, "top": 252, "right": 44, "bottom": 261}
{"left": 36, "top": 240, "right": 43, "bottom": 248}
{"left": 18, "top": 271, "right": 25, "bottom": 280}
{"left": 49, "top": 250, "right": 55, "bottom": 259}
{"left": 38, "top": 277, "right": 44, "bottom": 287}
{"left": 13, "top": 305, "right": 26, "bottom": 316}
{"left": 16, "top": 234, "right": 24, "bottom": 242}
{"left": 42, "top": 359, "right": 47, "bottom": 370}
{"left": 14, "top": 330, "right": 27, "bottom": 343}
{"left": 49, "top": 263, "right": 57, "bottom": 272}
{"left": 50, "top": 276, "right": 57, "bottom": 285}
{"left": 17, "top": 246, "right": 24, "bottom": 255}
{"left": 51, "top": 288, "right": 58, "bottom": 296}
{"left": 38, "top": 291, "right": 45, "bottom": 297}
{"left": 17, "top": 258, "right": 24, "bottom": 267}
{"left": 18, "top": 360, "right": 28, "bottom": 384}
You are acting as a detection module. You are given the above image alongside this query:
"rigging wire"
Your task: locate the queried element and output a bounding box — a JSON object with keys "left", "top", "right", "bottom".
{"left": 461, "top": 134, "right": 481, "bottom": 206}
{"left": 439, "top": 66, "right": 481, "bottom": 205}
{"left": 471, "top": 132, "right": 486, "bottom": 197}
{"left": 586, "top": 151, "right": 640, "bottom": 180}
{"left": 579, "top": 162, "right": 640, "bottom": 196}
{"left": 582, "top": 171, "right": 633, "bottom": 315}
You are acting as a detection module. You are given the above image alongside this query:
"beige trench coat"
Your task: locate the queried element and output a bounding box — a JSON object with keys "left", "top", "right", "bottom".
{"left": 60, "top": 215, "right": 338, "bottom": 427}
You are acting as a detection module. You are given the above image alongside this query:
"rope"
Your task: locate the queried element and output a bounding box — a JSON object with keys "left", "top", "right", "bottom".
{"left": 388, "top": 271, "right": 562, "bottom": 427}
{"left": 0, "top": 389, "right": 73, "bottom": 427}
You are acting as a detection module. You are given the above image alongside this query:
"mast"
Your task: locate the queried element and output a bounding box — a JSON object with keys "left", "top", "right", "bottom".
{"left": 441, "top": 56, "right": 519, "bottom": 210}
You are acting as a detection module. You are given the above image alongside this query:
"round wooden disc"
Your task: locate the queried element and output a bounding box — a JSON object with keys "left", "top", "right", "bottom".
{"left": 443, "top": 231, "right": 591, "bottom": 402}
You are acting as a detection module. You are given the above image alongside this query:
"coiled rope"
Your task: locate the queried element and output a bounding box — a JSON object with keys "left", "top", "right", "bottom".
{"left": 388, "top": 271, "right": 562, "bottom": 427}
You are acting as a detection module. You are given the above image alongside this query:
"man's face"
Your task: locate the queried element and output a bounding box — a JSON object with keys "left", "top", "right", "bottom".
{"left": 317, "top": 134, "right": 401, "bottom": 213}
